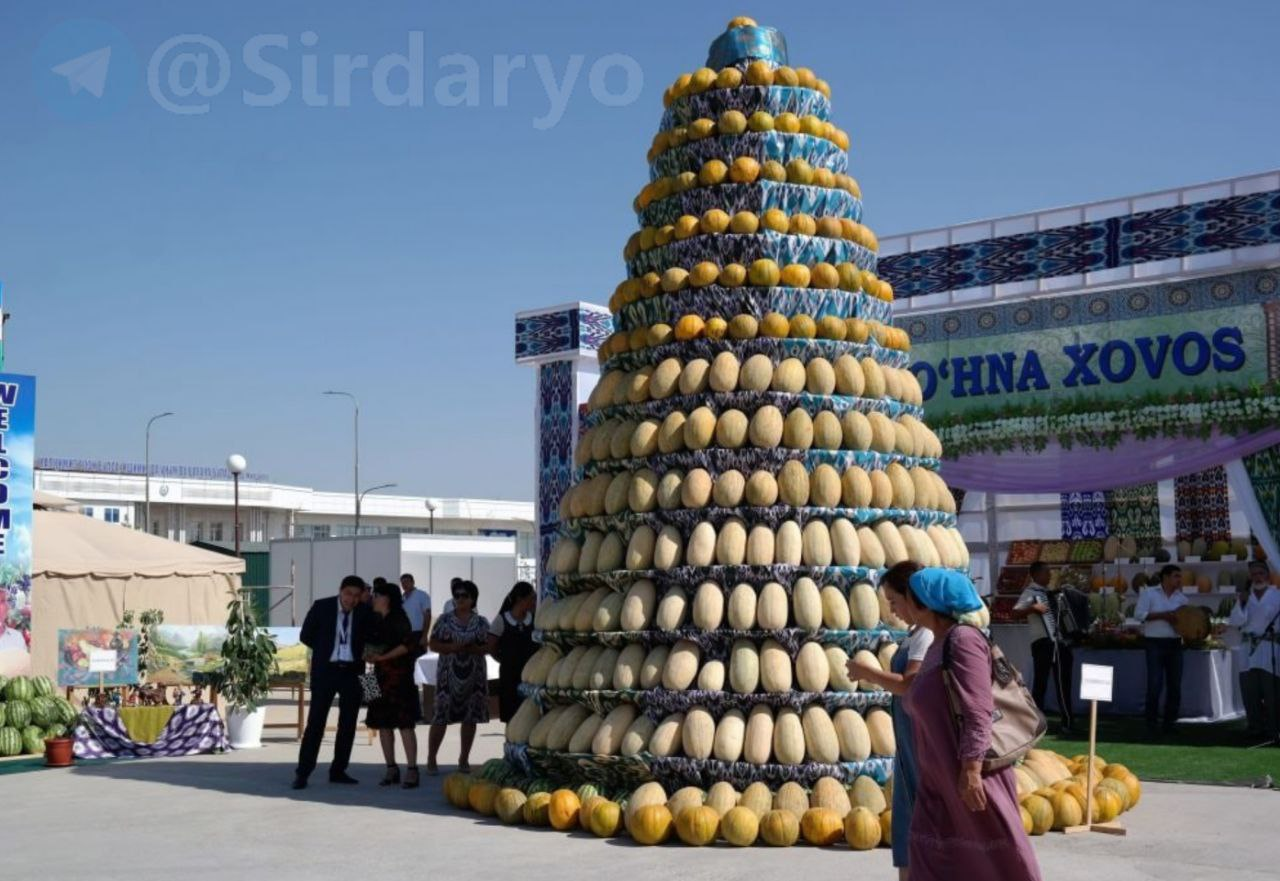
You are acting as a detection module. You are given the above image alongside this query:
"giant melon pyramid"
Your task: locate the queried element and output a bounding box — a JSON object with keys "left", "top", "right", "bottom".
{"left": 495, "top": 16, "right": 972, "bottom": 807}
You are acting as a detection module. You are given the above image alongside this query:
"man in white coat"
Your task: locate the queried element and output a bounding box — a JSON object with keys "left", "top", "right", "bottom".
{"left": 1228, "top": 561, "right": 1280, "bottom": 742}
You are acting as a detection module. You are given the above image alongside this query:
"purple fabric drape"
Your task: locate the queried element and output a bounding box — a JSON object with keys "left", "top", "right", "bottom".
{"left": 940, "top": 429, "right": 1280, "bottom": 493}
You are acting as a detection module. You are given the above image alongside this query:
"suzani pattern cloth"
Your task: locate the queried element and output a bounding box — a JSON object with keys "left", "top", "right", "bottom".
{"left": 1105, "top": 484, "right": 1161, "bottom": 545}
{"left": 73, "top": 704, "right": 227, "bottom": 759}
{"left": 1060, "top": 491, "right": 1108, "bottom": 539}
{"left": 1174, "top": 466, "right": 1231, "bottom": 543}
{"left": 1244, "top": 444, "right": 1280, "bottom": 548}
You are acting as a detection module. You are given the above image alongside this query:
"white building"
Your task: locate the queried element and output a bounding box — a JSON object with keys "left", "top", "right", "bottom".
{"left": 33, "top": 458, "right": 537, "bottom": 576}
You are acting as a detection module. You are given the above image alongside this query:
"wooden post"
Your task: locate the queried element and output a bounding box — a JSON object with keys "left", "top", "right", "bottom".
{"left": 1065, "top": 699, "right": 1126, "bottom": 835}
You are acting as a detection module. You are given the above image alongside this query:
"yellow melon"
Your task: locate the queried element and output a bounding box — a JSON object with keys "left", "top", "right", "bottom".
{"left": 589, "top": 799, "right": 623, "bottom": 837}
{"left": 523, "top": 790, "right": 552, "bottom": 825}
{"left": 844, "top": 806, "right": 881, "bottom": 850}
{"left": 676, "top": 804, "right": 721, "bottom": 846}
{"left": 721, "top": 805, "right": 760, "bottom": 846}
{"left": 631, "top": 804, "right": 674, "bottom": 845}
{"left": 760, "top": 809, "right": 800, "bottom": 846}
{"left": 1023, "top": 794, "right": 1053, "bottom": 835}
{"left": 494, "top": 787, "right": 527, "bottom": 824}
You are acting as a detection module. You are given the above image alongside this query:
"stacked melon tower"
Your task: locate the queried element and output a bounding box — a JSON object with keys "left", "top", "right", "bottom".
{"left": 493, "top": 16, "right": 972, "bottom": 829}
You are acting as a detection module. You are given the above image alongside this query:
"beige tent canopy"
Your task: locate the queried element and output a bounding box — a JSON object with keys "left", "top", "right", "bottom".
{"left": 29, "top": 493, "right": 243, "bottom": 678}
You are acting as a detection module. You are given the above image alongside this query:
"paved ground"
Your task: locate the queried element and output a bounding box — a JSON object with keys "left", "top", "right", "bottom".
{"left": 6, "top": 720, "right": 1276, "bottom": 880}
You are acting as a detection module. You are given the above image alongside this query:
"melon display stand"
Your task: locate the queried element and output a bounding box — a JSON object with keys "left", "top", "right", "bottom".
{"left": 490, "top": 18, "right": 975, "bottom": 807}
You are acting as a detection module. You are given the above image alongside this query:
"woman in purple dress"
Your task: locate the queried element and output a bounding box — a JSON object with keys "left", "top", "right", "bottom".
{"left": 901, "top": 568, "right": 1042, "bottom": 881}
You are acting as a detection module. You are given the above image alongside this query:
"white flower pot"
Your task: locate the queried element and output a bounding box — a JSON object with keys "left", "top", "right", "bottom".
{"left": 227, "top": 706, "right": 267, "bottom": 749}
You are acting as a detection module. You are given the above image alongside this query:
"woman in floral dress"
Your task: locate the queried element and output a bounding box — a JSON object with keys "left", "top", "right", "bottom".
{"left": 901, "top": 568, "right": 1042, "bottom": 881}
{"left": 426, "top": 580, "right": 490, "bottom": 774}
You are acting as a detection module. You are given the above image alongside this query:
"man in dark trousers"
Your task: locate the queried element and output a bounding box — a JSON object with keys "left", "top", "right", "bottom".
{"left": 293, "top": 575, "right": 372, "bottom": 789}
{"left": 1013, "top": 562, "right": 1075, "bottom": 734}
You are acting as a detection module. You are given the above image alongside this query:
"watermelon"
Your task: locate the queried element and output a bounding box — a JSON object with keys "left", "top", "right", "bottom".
{"left": 31, "top": 675, "right": 54, "bottom": 698}
{"left": 44, "top": 724, "right": 67, "bottom": 739}
{"left": 52, "top": 697, "right": 77, "bottom": 724}
{"left": 576, "top": 783, "right": 600, "bottom": 803}
{"left": 0, "top": 701, "right": 6, "bottom": 727}
{"left": 29, "top": 697, "right": 56, "bottom": 728}
{"left": 22, "top": 726, "right": 45, "bottom": 755}
{"left": 5, "top": 677, "right": 33, "bottom": 702}
{"left": 0, "top": 675, "right": 8, "bottom": 694}
{"left": 0, "top": 727, "right": 20, "bottom": 757}
{"left": 6, "top": 701, "right": 31, "bottom": 729}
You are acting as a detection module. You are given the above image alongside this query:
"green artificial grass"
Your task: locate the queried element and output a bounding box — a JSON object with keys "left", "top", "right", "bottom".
{"left": 1041, "top": 717, "right": 1279, "bottom": 785}
{"left": 0, "top": 756, "right": 46, "bottom": 776}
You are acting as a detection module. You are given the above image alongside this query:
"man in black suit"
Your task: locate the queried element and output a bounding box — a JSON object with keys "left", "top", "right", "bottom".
{"left": 293, "top": 575, "right": 372, "bottom": 789}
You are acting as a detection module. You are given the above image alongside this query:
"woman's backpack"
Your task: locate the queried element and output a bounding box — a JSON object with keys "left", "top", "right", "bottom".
{"left": 942, "top": 624, "right": 1047, "bottom": 772}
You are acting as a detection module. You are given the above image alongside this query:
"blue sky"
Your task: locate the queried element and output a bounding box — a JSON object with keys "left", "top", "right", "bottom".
{"left": 2, "top": 1, "right": 1277, "bottom": 501}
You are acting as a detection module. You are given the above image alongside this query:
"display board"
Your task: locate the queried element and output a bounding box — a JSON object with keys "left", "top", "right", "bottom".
{"left": 0, "top": 374, "right": 36, "bottom": 677}
{"left": 149, "top": 625, "right": 305, "bottom": 685}
{"left": 56, "top": 627, "right": 140, "bottom": 687}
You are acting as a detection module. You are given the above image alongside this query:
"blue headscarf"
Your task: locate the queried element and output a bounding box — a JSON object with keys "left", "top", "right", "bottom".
{"left": 908, "top": 568, "right": 983, "bottom": 618}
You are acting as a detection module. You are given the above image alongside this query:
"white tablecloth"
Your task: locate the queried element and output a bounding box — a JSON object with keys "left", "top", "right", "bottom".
{"left": 413, "top": 652, "right": 501, "bottom": 686}
{"left": 1045, "top": 647, "right": 1243, "bottom": 722}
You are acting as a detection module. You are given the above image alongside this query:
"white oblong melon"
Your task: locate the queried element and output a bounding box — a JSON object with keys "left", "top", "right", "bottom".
{"left": 639, "top": 644, "right": 670, "bottom": 689}
{"left": 597, "top": 531, "right": 626, "bottom": 571}
{"left": 692, "top": 580, "right": 725, "bottom": 630}
{"left": 620, "top": 714, "right": 656, "bottom": 757}
{"left": 682, "top": 706, "right": 716, "bottom": 760}
{"left": 743, "top": 705, "right": 774, "bottom": 765}
{"left": 830, "top": 518, "right": 861, "bottom": 566}
{"left": 551, "top": 646, "right": 586, "bottom": 689}
{"left": 773, "top": 707, "right": 805, "bottom": 765}
{"left": 655, "top": 586, "right": 689, "bottom": 631}
{"left": 801, "top": 520, "right": 833, "bottom": 567}
{"left": 574, "top": 588, "right": 611, "bottom": 632}
{"left": 775, "top": 520, "right": 803, "bottom": 565}
{"left": 802, "top": 705, "right": 839, "bottom": 764}
{"left": 833, "top": 708, "right": 871, "bottom": 761}
{"left": 713, "top": 709, "right": 747, "bottom": 762}
{"left": 648, "top": 712, "right": 685, "bottom": 757}
{"left": 578, "top": 532, "right": 604, "bottom": 574}
{"left": 746, "top": 524, "right": 775, "bottom": 566}
{"left": 853, "top": 649, "right": 882, "bottom": 692}
{"left": 717, "top": 517, "right": 748, "bottom": 565}
{"left": 727, "top": 582, "right": 757, "bottom": 629}
{"left": 686, "top": 520, "right": 717, "bottom": 568}
{"left": 612, "top": 643, "right": 647, "bottom": 690}
{"left": 626, "top": 525, "right": 657, "bottom": 570}
{"left": 533, "top": 596, "right": 559, "bottom": 631}
{"left": 505, "top": 698, "right": 542, "bottom": 744}
{"left": 866, "top": 706, "right": 896, "bottom": 756}
{"left": 589, "top": 647, "right": 620, "bottom": 690}
{"left": 850, "top": 775, "right": 887, "bottom": 814}
{"left": 757, "top": 581, "right": 789, "bottom": 630}
{"left": 697, "top": 659, "right": 726, "bottom": 691}
{"left": 874, "top": 521, "right": 909, "bottom": 566}
{"left": 571, "top": 645, "right": 605, "bottom": 690}
{"left": 521, "top": 644, "right": 561, "bottom": 685}
{"left": 593, "top": 590, "right": 625, "bottom": 631}
{"left": 877, "top": 641, "right": 898, "bottom": 672}
{"left": 849, "top": 581, "right": 880, "bottom": 631}
{"left": 760, "top": 638, "right": 792, "bottom": 693}
{"left": 662, "top": 639, "right": 701, "bottom": 690}
{"left": 795, "top": 641, "right": 830, "bottom": 693}
{"left": 825, "top": 646, "right": 854, "bottom": 692}
{"left": 620, "top": 579, "right": 657, "bottom": 630}
{"left": 821, "top": 585, "right": 852, "bottom": 630}
{"left": 857, "top": 526, "right": 886, "bottom": 569}
{"left": 527, "top": 704, "right": 564, "bottom": 749}
{"left": 550, "top": 537, "right": 581, "bottom": 575}
{"left": 546, "top": 704, "right": 591, "bottom": 751}
{"left": 653, "top": 524, "right": 685, "bottom": 569}
{"left": 729, "top": 639, "right": 760, "bottom": 694}
{"left": 555, "top": 593, "right": 588, "bottom": 632}
{"left": 568, "top": 713, "right": 605, "bottom": 753}
{"left": 792, "top": 577, "right": 823, "bottom": 631}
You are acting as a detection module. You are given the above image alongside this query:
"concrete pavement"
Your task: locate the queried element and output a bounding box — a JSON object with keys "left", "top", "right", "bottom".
{"left": 5, "top": 721, "right": 1276, "bottom": 880}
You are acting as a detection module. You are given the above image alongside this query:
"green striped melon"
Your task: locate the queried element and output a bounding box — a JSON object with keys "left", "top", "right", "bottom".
{"left": 53, "top": 697, "right": 78, "bottom": 725}
{"left": 29, "top": 697, "right": 57, "bottom": 728}
{"left": 0, "top": 727, "right": 20, "bottom": 756}
{"left": 31, "top": 676, "right": 54, "bottom": 698}
{"left": 4, "top": 677, "right": 33, "bottom": 702}
{"left": 576, "top": 783, "right": 601, "bottom": 803}
{"left": 0, "top": 701, "right": 6, "bottom": 727}
{"left": 22, "top": 726, "right": 45, "bottom": 755}
{"left": 44, "top": 724, "right": 67, "bottom": 739}
{"left": 6, "top": 701, "right": 31, "bottom": 729}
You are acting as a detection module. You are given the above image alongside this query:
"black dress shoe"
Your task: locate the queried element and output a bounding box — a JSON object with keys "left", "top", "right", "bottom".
{"left": 291, "top": 776, "right": 308, "bottom": 790}
{"left": 329, "top": 772, "right": 359, "bottom": 785}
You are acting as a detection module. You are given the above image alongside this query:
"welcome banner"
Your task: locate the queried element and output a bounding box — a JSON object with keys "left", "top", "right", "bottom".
{"left": 0, "top": 374, "right": 36, "bottom": 677}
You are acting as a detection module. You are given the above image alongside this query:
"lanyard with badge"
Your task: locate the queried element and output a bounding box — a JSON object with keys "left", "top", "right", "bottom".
{"left": 338, "top": 609, "right": 351, "bottom": 655}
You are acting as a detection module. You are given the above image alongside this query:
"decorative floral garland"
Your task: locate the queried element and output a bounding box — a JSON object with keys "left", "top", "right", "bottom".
{"left": 933, "top": 382, "right": 1280, "bottom": 457}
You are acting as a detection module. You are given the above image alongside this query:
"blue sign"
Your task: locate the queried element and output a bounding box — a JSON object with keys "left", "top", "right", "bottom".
{"left": 0, "top": 374, "right": 35, "bottom": 677}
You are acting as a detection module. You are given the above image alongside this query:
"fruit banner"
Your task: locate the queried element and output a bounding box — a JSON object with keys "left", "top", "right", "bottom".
{"left": 56, "top": 628, "right": 140, "bottom": 687}
{"left": 0, "top": 374, "right": 35, "bottom": 678}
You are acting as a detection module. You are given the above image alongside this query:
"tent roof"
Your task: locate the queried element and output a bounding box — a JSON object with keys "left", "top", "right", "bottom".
{"left": 33, "top": 508, "right": 246, "bottom": 578}
{"left": 34, "top": 490, "right": 80, "bottom": 511}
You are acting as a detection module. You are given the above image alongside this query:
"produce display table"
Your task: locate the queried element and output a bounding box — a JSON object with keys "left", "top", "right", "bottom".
{"left": 74, "top": 704, "right": 228, "bottom": 759}
{"left": 117, "top": 706, "right": 175, "bottom": 744}
{"left": 1045, "top": 647, "right": 1243, "bottom": 722}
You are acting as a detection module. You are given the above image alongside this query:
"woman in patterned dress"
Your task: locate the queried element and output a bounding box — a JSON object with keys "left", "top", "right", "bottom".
{"left": 900, "top": 568, "right": 1041, "bottom": 881}
{"left": 425, "top": 580, "right": 490, "bottom": 774}
{"left": 364, "top": 581, "right": 423, "bottom": 788}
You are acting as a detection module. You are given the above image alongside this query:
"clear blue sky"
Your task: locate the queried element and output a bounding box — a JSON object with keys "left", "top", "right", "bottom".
{"left": 3, "top": 1, "right": 1277, "bottom": 501}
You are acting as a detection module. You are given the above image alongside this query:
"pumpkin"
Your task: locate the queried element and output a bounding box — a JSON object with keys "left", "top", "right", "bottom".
{"left": 844, "top": 806, "right": 881, "bottom": 850}
{"left": 523, "top": 791, "right": 552, "bottom": 825}
{"left": 631, "top": 804, "right": 674, "bottom": 845}
{"left": 548, "top": 789, "right": 582, "bottom": 830}
{"left": 878, "top": 809, "right": 893, "bottom": 847}
{"left": 589, "top": 799, "right": 623, "bottom": 837}
{"left": 676, "top": 805, "right": 721, "bottom": 846}
{"left": 468, "top": 781, "right": 500, "bottom": 816}
{"left": 1023, "top": 794, "right": 1054, "bottom": 835}
{"left": 738, "top": 781, "right": 773, "bottom": 817}
{"left": 760, "top": 809, "right": 800, "bottom": 846}
{"left": 720, "top": 806, "right": 760, "bottom": 846}
{"left": 801, "top": 807, "right": 844, "bottom": 846}
{"left": 494, "top": 788, "right": 527, "bottom": 824}
{"left": 1051, "top": 791, "right": 1083, "bottom": 830}
{"left": 625, "top": 782, "right": 668, "bottom": 833}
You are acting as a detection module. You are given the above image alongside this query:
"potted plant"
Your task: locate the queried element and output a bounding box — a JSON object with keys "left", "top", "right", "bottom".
{"left": 216, "top": 594, "right": 278, "bottom": 749}
{"left": 44, "top": 703, "right": 87, "bottom": 768}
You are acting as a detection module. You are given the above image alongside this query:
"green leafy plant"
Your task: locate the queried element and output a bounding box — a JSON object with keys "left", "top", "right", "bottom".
{"left": 215, "top": 594, "right": 278, "bottom": 712}
{"left": 120, "top": 608, "right": 165, "bottom": 684}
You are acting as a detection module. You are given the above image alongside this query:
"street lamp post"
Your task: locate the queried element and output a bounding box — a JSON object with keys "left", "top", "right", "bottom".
{"left": 323, "top": 391, "right": 359, "bottom": 568}
{"left": 227, "top": 454, "right": 247, "bottom": 555}
{"left": 144, "top": 412, "right": 175, "bottom": 533}
{"left": 425, "top": 498, "right": 437, "bottom": 535}
{"left": 355, "top": 483, "right": 396, "bottom": 575}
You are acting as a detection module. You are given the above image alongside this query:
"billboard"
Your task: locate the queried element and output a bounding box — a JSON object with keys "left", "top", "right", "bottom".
{"left": 0, "top": 374, "right": 35, "bottom": 677}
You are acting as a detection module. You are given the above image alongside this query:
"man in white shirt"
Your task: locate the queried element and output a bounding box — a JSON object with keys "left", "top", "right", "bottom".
{"left": 1012, "top": 562, "right": 1075, "bottom": 733}
{"left": 400, "top": 572, "right": 432, "bottom": 649}
{"left": 1134, "top": 564, "right": 1188, "bottom": 736}
{"left": 1228, "top": 561, "right": 1280, "bottom": 740}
